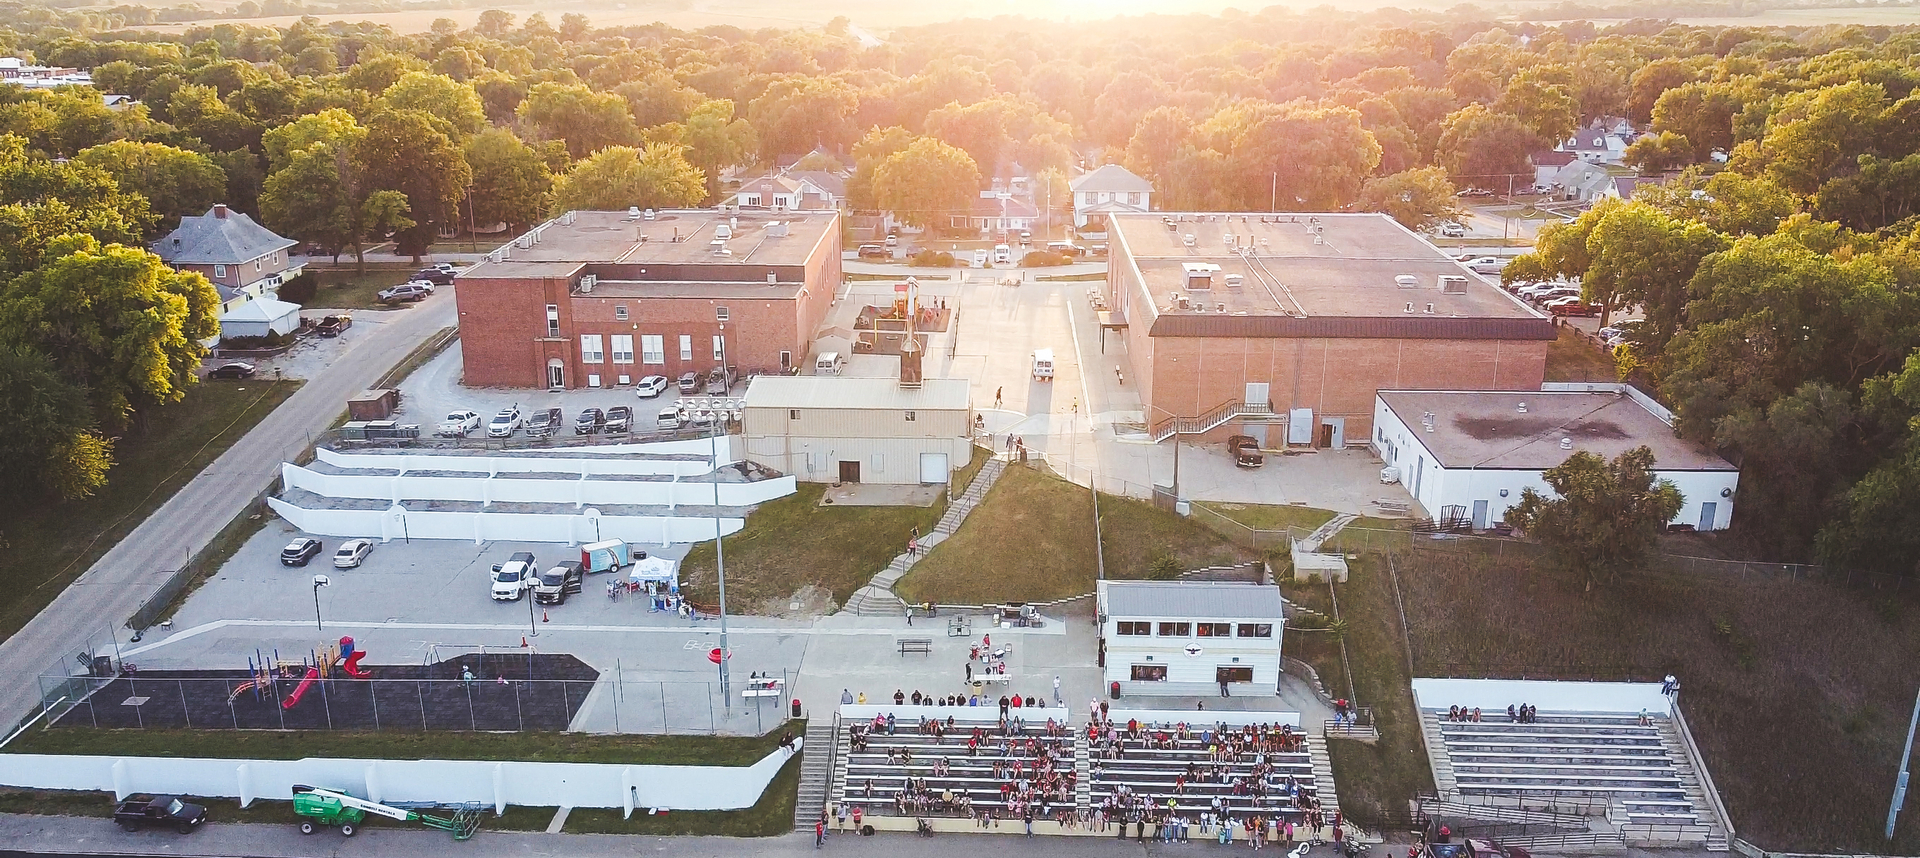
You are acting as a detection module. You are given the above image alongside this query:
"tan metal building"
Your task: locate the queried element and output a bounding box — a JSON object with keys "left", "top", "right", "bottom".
{"left": 741, "top": 376, "right": 973, "bottom": 484}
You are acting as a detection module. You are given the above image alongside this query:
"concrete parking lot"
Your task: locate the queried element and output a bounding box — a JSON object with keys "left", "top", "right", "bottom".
{"left": 393, "top": 341, "right": 728, "bottom": 438}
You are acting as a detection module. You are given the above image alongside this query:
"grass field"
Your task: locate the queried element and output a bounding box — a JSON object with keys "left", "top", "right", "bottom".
{"left": 301, "top": 266, "right": 421, "bottom": 310}
{"left": 1378, "top": 544, "right": 1920, "bottom": 852}
{"left": 1545, "top": 327, "right": 1618, "bottom": 383}
{"left": 0, "top": 378, "right": 301, "bottom": 645}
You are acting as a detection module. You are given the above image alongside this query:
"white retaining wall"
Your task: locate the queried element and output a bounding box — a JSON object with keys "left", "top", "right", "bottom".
{"left": 268, "top": 499, "right": 745, "bottom": 545}
{"left": 0, "top": 741, "right": 799, "bottom": 815}
{"left": 1411, "top": 678, "right": 1671, "bottom": 715}
{"left": 284, "top": 463, "right": 796, "bottom": 509}
{"left": 317, "top": 435, "right": 738, "bottom": 479}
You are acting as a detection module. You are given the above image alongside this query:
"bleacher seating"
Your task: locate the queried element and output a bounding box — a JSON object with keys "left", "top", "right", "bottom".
{"left": 1428, "top": 710, "right": 1701, "bottom": 826}
{"left": 1086, "top": 716, "right": 1324, "bottom": 825}
{"left": 840, "top": 709, "right": 1079, "bottom": 820}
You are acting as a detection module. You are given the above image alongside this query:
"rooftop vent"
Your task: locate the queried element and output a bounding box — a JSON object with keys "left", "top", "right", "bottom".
{"left": 644, "top": 208, "right": 656, "bottom": 220}
{"left": 1224, "top": 273, "right": 1244, "bottom": 289}
{"left": 1439, "top": 275, "right": 1469, "bottom": 294}
{"left": 1425, "top": 303, "right": 1435, "bottom": 314}
{"left": 1223, "top": 232, "right": 1236, "bottom": 247}
{"left": 560, "top": 211, "right": 575, "bottom": 226}
{"left": 1396, "top": 274, "right": 1419, "bottom": 289}
{"left": 1183, "top": 262, "right": 1220, "bottom": 290}
{"left": 1517, "top": 401, "right": 1528, "bottom": 413}
{"left": 1215, "top": 303, "right": 1226, "bottom": 313}
{"left": 1560, "top": 437, "right": 1573, "bottom": 450}
{"left": 1176, "top": 294, "right": 1191, "bottom": 310}
{"left": 578, "top": 274, "right": 596, "bottom": 293}
{"left": 767, "top": 273, "right": 777, "bottom": 284}
{"left": 766, "top": 221, "right": 789, "bottom": 237}
{"left": 1405, "top": 302, "right": 1415, "bottom": 314}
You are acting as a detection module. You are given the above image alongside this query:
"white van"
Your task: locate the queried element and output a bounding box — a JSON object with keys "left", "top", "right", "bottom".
{"left": 815, "top": 351, "right": 845, "bottom": 375}
{"left": 971, "top": 249, "right": 989, "bottom": 268}
{"left": 994, "top": 243, "right": 1013, "bottom": 264}
{"left": 1032, "top": 348, "right": 1054, "bottom": 381}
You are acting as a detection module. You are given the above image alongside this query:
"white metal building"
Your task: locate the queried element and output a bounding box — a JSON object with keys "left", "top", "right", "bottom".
{"left": 1097, "top": 580, "right": 1285, "bottom": 695}
{"left": 741, "top": 376, "right": 973, "bottom": 485}
{"left": 1372, "top": 386, "right": 1739, "bottom": 531}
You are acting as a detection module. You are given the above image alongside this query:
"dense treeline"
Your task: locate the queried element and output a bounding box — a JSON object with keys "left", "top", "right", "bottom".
{"left": 0, "top": 6, "right": 1913, "bottom": 565}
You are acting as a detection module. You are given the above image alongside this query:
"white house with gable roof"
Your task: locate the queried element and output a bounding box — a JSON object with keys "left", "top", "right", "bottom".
{"left": 1069, "top": 164, "right": 1153, "bottom": 233}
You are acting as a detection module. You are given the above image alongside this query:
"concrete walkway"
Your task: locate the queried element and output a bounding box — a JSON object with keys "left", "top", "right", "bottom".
{"left": 0, "top": 289, "right": 458, "bottom": 728}
{"left": 842, "top": 458, "right": 1006, "bottom": 616}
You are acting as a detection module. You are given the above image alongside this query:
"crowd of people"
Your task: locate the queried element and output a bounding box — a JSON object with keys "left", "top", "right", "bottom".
{"left": 847, "top": 711, "right": 1078, "bottom": 823}
{"left": 1443, "top": 703, "right": 1544, "bottom": 722}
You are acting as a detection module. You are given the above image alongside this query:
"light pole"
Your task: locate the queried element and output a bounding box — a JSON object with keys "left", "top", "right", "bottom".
{"left": 527, "top": 572, "right": 539, "bottom": 637}
{"left": 310, "top": 574, "right": 329, "bottom": 631}
{"left": 1887, "top": 686, "right": 1920, "bottom": 840}
{"left": 711, "top": 326, "right": 732, "bottom": 716}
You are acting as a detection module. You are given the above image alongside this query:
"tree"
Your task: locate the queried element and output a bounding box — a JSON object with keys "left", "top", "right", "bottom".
{"left": 1582, "top": 201, "right": 1728, "bottom": 345}
{"left": 1762, "top": 81, "right": 1891, "bottom": 195}
{"left": 1627, "top": 58, "right": 1698, "bottom": 123}
{"left": 549, "top": 143, "right": 705, "bottom": 213}
{"left": 262, "top": 108, "right": 365, "bottom": 172}
{"left": 464, "top": 128, "right": 551, "bottom": 233}
{"left": 845, "top": 125, "right": 915, "bottom": 211}
{"left": 870, "top": 137, "right": 979, "bottom": 230}
{"left": 1505, "top": 447, "right": 1685, "bottom": 591}
{"left": 1355, "top": 167, "right": 1458, "bottom": 230}
{"left": 1437, "top": 104, "right": 1538, "bottom": 185}
{"left": 1813, "top": 152, "right": 1920, "bottom": 231}
{"left": 1499, "top": 66, "right": 1579, "bottom": 144}
{"left": 380, "top": 71, "right": 487, "bottom": 137}
{"left": 1622, "top": 131, "right": 1693, "bottom": 172}
{"left": 1634, "top": 168, "right": 1797, "bottom": 236}
{"left": 1651, "top": 81, "right": 1741, "bottom": 160}
{"left": 355, "top": 110, "right": 472, "bottom": 259}
{"left": 744, "top": 75, "right": 859, "bottom": 159}
{"left": 676, "top": 99, "right": 755, "bottom": 201}
{"left": 0, "top": 341, "right": 110, "bottom": 500}
{"left": 0, "top": 235, "right": 220, "bottom": 429}
{"left": 1227, "top": 105, "right": 1381, "bottom": 210}
{"left": 517, "top": 82, "right": 634, "bottom": 159}
{"left": 72, "top": 141, "right": 227, "bottom": 227}
{"left": 0, "top": 135, "right": 153, "bottom": 277}
{"left": 260, "top": 142, "right": 413, "bottom": 269}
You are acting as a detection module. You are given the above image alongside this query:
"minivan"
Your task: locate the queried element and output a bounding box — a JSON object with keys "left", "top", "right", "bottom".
{"left": 993, "top": 244, "right": 1012, "bottom": 264}
{"left": 815, "top": 351, "right": 844, "bottom": 375}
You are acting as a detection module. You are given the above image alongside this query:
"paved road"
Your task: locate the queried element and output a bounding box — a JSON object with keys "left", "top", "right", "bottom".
{"left": 0, "top": 290, "right": 458, "bottom": 728}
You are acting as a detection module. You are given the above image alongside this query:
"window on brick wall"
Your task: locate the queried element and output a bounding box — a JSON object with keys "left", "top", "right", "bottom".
{"left": 713, "top": 335, "right": 725, "bottom": 361}
{"left": 547, "top": 305, "right": 560, "bottom": 337}
{"left": 580, "top": 334, "right": 604, "bottom": 363}
{"left": 641, "top": 335, "right": 664, "bottom": 364}
{"left": 610, "top": 334, "right": 633, "bottom": 364}
{"left": 715, "top": 306, "right": 730, "bottom": 321}
{"left": 679, "top": 335, "right": 693, "bottom": 361}
{"left": 615, "top": 305, "right": 628, "bottom": 321}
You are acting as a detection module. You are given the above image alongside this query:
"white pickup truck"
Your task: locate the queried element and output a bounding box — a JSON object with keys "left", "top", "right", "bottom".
{"left": 437, "top": 410, "right": 481, "bottom": 437}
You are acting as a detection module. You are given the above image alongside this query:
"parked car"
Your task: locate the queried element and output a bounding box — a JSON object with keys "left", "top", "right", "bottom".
{"left": 1226, "top": 435, "right": 1265, "bottom": 467}
{"left": 574, "top": 407, "right": 604, "bottom": 435}
{"left": 332, "top": 538, "right": 373, "bottom": 569}
{"left": 657, "top": 406, "right": 682, "bottom": 431}
{"left": 208, "top": 361, "right": 256, "bottom": 379}
{"left": 1550, "top": 300, "right": 1601, "bottom": 317}
{"left": 1437, "top": 222, "right": 1466, "bottom": 238}
{"left": 704, "top": 366, "right": 735, "bottom": 395}
{"left": 857, "top": 244, "right": 888, "bottom": 259}
{"left": 437, "top": 410, "right": 481, "bottom": 437}
{"left": 411, "top": 267, "right": 455, "bottom": 286}
{"left": 1527, "top": 287, "right": 1582, "bottom": 304}
{"left": 376, "top": 282, "right": 431, "bottom": 304}
{"left": 635, "top": 374, "right": 669, "bottom": 398}
{"left": 314, "top": 314, "right": 352, "bottom": 337}
{"left": 676, "top": 371, "right": 701, "bottom": 393}
{"left": 1046, "top": 240, "right": 1083, "bottom": 257}
{"left": 114, "top": 795, "right": 207, "bottom": 834}
{"left": 487, "top": 407, "right": 522, "bottom": 438}
{"left": 885, "top": 234, "right": 899, "bottom": 247}
{"left": 1089, "top": 243, "right": 1109, "bottom": 258}
{"left": 280, "top": 538, "right": 323, "bottom": 567}
{"left": 533, "top": 560, "right": 585, "bottom": 605}
{"left": 605, "top": 405, "right": 632, "bottom": 433}
{"left": 490, "top": 551, "right": 537, "bottom": 601}
{"left": 1517, "top": 281, "right": 1574, "bottom": 299}
{"left": 1464, "top": 256, "right": 1508, "bottom": 275}
{"left": 524, "top": 406, "right": 561, "bottom": 438}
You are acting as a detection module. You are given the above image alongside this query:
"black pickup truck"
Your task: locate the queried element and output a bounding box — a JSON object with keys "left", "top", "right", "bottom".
{"left": 113, "top": 795, "right": 208, "bottom": 833}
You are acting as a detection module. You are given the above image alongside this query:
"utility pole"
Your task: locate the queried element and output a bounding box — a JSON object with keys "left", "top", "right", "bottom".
{"left": 710, "top": 328, "right": 732, "bottom": 715}
{"left": 1888, "top": 686, "right": 1920, "bottom": 840}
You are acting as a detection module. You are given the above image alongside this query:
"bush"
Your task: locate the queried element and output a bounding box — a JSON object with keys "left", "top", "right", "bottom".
{"left": 1021, "top": 250, "right": 1070, "bottom": 267}
{"left": 219, "top": 330, "right": 291, "bottom": 350}
{"left": 908, "top": 250, "right": 956, "bottom": 268}
{"left": 276, "top": 271, "right": 318, "bottom": 305}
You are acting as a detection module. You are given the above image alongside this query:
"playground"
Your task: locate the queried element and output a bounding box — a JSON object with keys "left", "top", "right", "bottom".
{"left": 51, "top": 649, "right": 599, "bottom": 732}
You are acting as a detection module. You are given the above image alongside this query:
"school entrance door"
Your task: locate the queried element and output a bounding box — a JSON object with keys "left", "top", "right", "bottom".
{"left": 838, "top": 460, "right": 861, "bottom": 483}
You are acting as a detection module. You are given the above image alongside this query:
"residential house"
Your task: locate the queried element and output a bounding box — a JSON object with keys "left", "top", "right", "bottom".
{"left": 1069, "top": 164, "right": 1153, "bottom": 234}
{"left": 1562, "top": 118, "right": 1632, "bottom": 164}
{"left": 1550, "top": 161, "right": 1614, "bottom": 204}
{"left": 950, "top": 192, "right": 1038, "bottom": 235}
{"left": 1529, "top": 151, "right": 1575, "bottom": 190}
{"left": 152, "top": 204, "right": 302, "bottom": 314}
{"left": 730, "top": 170, "right": 848, "bottom": 212}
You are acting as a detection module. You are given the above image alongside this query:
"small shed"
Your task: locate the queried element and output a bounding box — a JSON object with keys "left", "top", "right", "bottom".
{"left": 219, "top": 298, "right": 301, "bottom": 339}
{"left": 347, "top": 389, "right": 399, "bottom": 421}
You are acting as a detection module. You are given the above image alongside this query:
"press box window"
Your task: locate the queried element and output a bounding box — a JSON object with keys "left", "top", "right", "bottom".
{"left": 1196, "top": 622, "right": 1232, "bottom": 637}
{"left": 1237, "top": 623, "right": 1273, "bottom": 638}
{"left": 905, "top": 411, "right": 916, "bottom": 421}
{"left": 789, "top": 409, "right": 800, "bottom": 420}
{"left": 1116, "top": 621, "right": 1151, "bottom": 636}
{"left": 1157, "top": 622, "right": 1190, "bottom": 637}
{"left": 1130, "top": 664, "right": 1167, "bottom": 681}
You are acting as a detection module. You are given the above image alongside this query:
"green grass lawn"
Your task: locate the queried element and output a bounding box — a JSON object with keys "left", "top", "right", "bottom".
{"left": 1099, "top": 493, "right": 1257, "bottom": 578}
{"left": 6, "top": 722, "right": 796, "bottom": 765}
{"left": 898, "top": 465, "right": 1097, "bottom": 605}
{"left": 300, "top": 266, "right": 420, "bottom": 310}
{"left": 682, "top": 483, "right": 945, "bottom": 611}
{"left": 0, "top": 378, "right": 301, "bottom": 644}
{"left": 1545, "top": 326, "right": 1618, "bottom": 383}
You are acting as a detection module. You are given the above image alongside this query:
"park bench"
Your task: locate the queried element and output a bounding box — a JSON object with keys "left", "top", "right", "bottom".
{"left": 898, "top": 638, "right": 933, "bottom": 656}
{"left": 742, "top": 688, "right": 781, "bottom": 699}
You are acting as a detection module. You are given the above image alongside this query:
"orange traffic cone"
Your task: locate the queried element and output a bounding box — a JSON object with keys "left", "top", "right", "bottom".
{"left": 520, "top": 636, "right": 528, "bottom": 647}
{"left": 542, "top": 611, "right": 549, "bottom": 623}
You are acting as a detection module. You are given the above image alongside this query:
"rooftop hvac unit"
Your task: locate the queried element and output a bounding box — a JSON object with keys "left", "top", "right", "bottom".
{"left": 1224, "top": 274, "right": 1245, "bottom": 289}
{"left": 1183, "top": 234, "right": 1197, "bottom": 247}
{"left": 560, "top": 211, "right": 575, "bottom": 225}
{"left": 487, "top": 250, "right": 502, "bottom": 264}
{"left": 767, "top": 273, "right": 777, "bottom": 284}
{"left": 1560, "top": 437, "right": 1573, "bottom": 449}
{"left": 516, "top": 234, "right": 533, "bottom": 249}
{"left": 578, "top": 275, "right": 596, "bottom": 293}
{"left": 1439, "top": 275, "right": 1469, "bottom": 294}
{"left": 644, "top": 208, "right": 656, "bottom": 220}
{"left": 766, "top": 221, "right": 789, "bottom": 236}
{"left": 1396, "top": 274, "right": 1419, "bottom": 288}
{"left": 1313, "top": 235, "right": 1324, "bottom": 245}
{"left": 1223, "top": 232, "right": 1236, "bottom": 246}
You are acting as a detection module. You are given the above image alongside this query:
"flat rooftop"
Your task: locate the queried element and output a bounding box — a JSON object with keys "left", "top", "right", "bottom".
{"left": 1112, "top": 212, "right": 1550, "bottom": 339}
{"left": 459, "top": 209, "right": 838, "bottom": 281}
{"left": 1379, "top": 389, "right": 1736, "bottom": 471}
{"left": 1098, "top": 580, "right": 1284, "bottom": 620}
{"left": 744, "top": 376, "right": 971, "bottom": 411}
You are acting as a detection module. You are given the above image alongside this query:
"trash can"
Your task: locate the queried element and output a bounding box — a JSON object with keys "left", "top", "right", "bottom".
{"left": 1109, "top": 681, "right": 1121, "bottom": 700}
{"left": 791, "top": 698, "right": 802, "bottom": 718}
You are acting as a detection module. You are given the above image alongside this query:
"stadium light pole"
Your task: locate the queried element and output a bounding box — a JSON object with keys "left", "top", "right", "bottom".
{"left": 310, "top": 574, "right": 329, "bottom": 631}
{"left": 1887, "top": 686, "right": 1920, "bottom": 840}
{"left": 711, "top": 325, "right": 732, "bottom": 716}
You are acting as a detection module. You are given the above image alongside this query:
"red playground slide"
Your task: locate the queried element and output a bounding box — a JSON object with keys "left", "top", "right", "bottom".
{"left": 341, "top": 649, "right": 369, "bottom": 679}
{"left": 281, "top": 667, "right": 319, "bottom": 709}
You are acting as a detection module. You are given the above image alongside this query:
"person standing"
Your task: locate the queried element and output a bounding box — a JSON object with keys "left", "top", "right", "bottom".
{"left": 815, "top": 816, "right": 825, "bottom": 848}
{"left": 1219, "top": 676, "right": 1230, "bottom": 698}
{"left": 995, "top": 386, "right": 1003, "bottom": 408}
{"left": 905, "top": 604, "right": 913, "bottom": 626}
{"left": 1024, "top": 807, "right": 1034, "bottom": 837}
{"left": 1053, "top": 675, "right": 1063, "bottom": 706}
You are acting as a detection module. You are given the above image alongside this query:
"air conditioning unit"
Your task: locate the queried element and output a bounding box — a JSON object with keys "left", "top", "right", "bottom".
{"left": 578, "top": 275, "right": 597, "bottom": 293}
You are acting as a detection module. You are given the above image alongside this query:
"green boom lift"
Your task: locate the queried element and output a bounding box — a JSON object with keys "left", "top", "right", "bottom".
{"left": 290, "top": 784, "right": 483, "bottom": 840}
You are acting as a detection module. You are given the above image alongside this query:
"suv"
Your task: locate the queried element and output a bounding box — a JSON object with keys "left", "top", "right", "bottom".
{"left": 490, "top": 551, "right": 537, "bottom": 601}
{"left": 376, "top": 282, "right": 431, "bottom": 304}
{"left": 412, "top": 267, "right": 455, "bottom": 286}
{"left": 487, "top": 407, "right": 522, "bottom": 438}
{"left": 533, "top": 560, "right": 584, "bottom": 605}
{"left": 857, "top": 244, "right": 888, "bottom": 259}
{"left": 575, "top": 407, "right": 604, "bottom": 435}
{"left": 525, "top": 407, "right": 561, "bottom": 438}
{"left": 677, "top": 371, "right": 701, "bottom": 393}
{"left": 314, "top": 314, "right": 351, "bottom": 337}
{"left": 605, "top": 405, "right": 633, "bottom": 433}
{"left": 1227, "top": 435, "right": 1265, "bottom": 468}
{"left": 280, "top": 538, "right": 323, "bottom": 566}
{"left": 704, "top": 366, "right": 735, "bottom": 395}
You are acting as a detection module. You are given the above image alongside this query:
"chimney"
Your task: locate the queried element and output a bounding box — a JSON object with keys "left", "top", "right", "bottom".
{"left": 213, "top": 204, "right": 229, "bottom": 219}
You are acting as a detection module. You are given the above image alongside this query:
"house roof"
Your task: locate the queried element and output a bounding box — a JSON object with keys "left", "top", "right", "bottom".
{"left": 1530, "top": 151, "right": 1576, "bottom": 168}
{"left": 1070, "top": 164, "right": 1153, "bottom": 194}
{"left": 220, "top": 297, "right": 301, "bottom": 322}
{"left": 786, "top": 170, "right": 847, "bottom": 198}
{"left": 1100, "top": 580, "right": 1284, "bottom": 620}
{"left": 743, "top": 376, "right": 971, "bottom": 411}
{"left": 1377, "top": 389, "right": 1737, "bottom": 471}
{"left": 968, "top": 195, "right": 1039, "bottom": 219}
{"left": 153, "top": 205, "right": 296, "bottom": 266}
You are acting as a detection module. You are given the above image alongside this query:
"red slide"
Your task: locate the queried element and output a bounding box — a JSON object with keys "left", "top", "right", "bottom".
{"left": 281, "top": 667, "right": 319, "bottom": 709}
{"left": 341, "top": 649, "right": 370, "bottom": 679}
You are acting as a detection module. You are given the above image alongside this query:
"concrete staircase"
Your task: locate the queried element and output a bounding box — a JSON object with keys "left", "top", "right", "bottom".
{"left": 792, "top": 715, "right": 839, "bottom": 832}
{"left": 1655, "top": 718, "right": 1732, "bottom": 851}
{"left": 843, "top": 458, "right": 1006, "bottom": 617}
{"left": 1305, "top": 736, "right": 1343, "bottom": 828}
{"left": 1298, "top": 513, "right": 1359, "bottom": 553}
{"left": 1419, "top": 711, "right": 1460, "bottom": 794}
{"left": 1073, "top": 728, "right": 1092, "bottom": 814}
